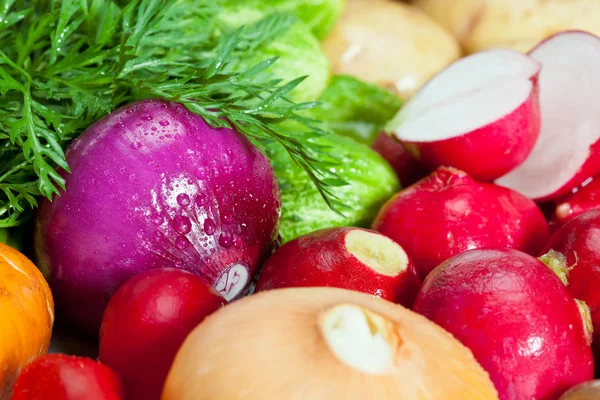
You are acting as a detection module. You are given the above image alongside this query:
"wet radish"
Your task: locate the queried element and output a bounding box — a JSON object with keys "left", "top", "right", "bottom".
{"left": 540, "top": 209, "right": 600, "bottom": 367}
{"left": 413, "top": 248, "right": 594, "bottom": 400}
{"left": 373, "top": 167, "right": 549, "bottom": 278}
{"left": 387, "top": 49, "right": 541, "bottom": 181}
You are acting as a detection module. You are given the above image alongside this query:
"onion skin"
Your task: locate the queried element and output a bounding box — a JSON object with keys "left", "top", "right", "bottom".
{"left": 162, "top": 287, "right": 499, "bottom": 400}
{"left": 413, "top": 248, "right": 594, "bottom": 400}
{"left": 99, "top": 268, "right": 226, "bottom": 400}
{"left": 373, "top": 167, "right": 550, "bottom": 278}
{"left": 255, "top": 227, "right": 421, "bottom": 308}
{"left": 371, "top": 132, "right": 430, "bottom": 187}
{"left": 35, "top": 99, "right": 280, "bottom": 336}
{"left": 11, "top": 354, "right": 124, "bottom": 400}
{"left": 540, "top": 209, "right": 600, "bottom": 367}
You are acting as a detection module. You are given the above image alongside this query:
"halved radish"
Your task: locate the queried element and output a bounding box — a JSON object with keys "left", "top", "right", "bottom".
{"left": 255, "top": 227, "right": 421, "bottom": 308}
{"left": 496, "top": 31, "right": 600, "bottom": 201}
{"left": 387, "top": 49, "right": 541, "bottom": 181}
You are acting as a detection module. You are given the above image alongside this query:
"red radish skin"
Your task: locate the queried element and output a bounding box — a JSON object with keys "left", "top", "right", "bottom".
{"left": 373, "top": 167, "right": 550, "bottom": 278}
{"left": 413, "top": 248, "right": 594, "bottom": 400}
{"left": 496, "top": 31, "right": 600, "bottom": 201}
{"left": 99, "top": 268, "right": 226, "bottom": 400}
{"left": 552, "top": 177, "right": 600, "bottom": 227}
{"left": 388, "top": 49, "right": 541, "bottom": 181}
{"left": 255, "top": 227, "right": 421, "bottom": 308}
{"left": 11, "top": 354, "right": 125, "bottom": 400}
{"left": 371, "top": 132, "right": 430, "bottom": 187}
{"left": 540, "top": 209, "right": 600, "bottom": 367}
{"left": 35, "top": 99, "right": 280, "bottom": 336}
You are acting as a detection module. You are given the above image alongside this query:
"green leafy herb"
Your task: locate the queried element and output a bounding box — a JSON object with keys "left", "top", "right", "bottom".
{"left": 0, "top": 0, "right": 344, "bottom": 227}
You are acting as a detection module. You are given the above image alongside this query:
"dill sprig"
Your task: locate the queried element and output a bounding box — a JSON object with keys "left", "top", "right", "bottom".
{"left": 0, "top": 0, "right": 346, "bottom": 227}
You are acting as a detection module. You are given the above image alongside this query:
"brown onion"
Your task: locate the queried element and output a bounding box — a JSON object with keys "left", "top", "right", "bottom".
{"left": 163, "top": 287, "right": 498, "bottom": 400}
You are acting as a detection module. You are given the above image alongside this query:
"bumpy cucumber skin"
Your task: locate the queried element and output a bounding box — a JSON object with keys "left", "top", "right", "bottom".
{"left": 269, "top": 134, "right": 400, "bottom": 244}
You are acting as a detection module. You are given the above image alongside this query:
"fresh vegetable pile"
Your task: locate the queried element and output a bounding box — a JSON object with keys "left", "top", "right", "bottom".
{"left": 3, "top": 0, "right": 600, "bottom": 399}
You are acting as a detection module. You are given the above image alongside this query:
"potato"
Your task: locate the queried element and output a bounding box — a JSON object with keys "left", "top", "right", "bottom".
{"left": 559, "top": 380, "right": 600, "bottom": 400}
{"left": 323, "top": 0, "right": 460, "bottom": 99}
{"left": 413, "top": 0, "right": 600, "bottom": 54}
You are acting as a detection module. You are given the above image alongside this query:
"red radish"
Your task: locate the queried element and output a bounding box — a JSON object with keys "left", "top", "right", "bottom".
{"left": 35, "top": 99, "right": 279, "bottom": 336}
{"left": 373, "top": 166, "right": 550, "bottom": 278}
{"left": 497, "top": 31, "right": 600, "bottom": 201}
{"left": 552, "top": 177, "right": 600, "bottom": 226}
{"left": 255, "top": 227, "right": 421, "bottom": 307}
{"left": 11, "top": 354, "right": 124, "bottom": 400}
{"left": 99, "top": 268, "right": 226, "bottom": 400}
{"left": 413, "top": 248, "right": 594, "bottom": 400}
{"left": 371, "top": 132, "right": 430, "bottom": 187}
{"left": 386, "top": 49, "right": 541, "bottom": 181}
{"left": 540, "top": 209, "right": 600, "bottom": 366}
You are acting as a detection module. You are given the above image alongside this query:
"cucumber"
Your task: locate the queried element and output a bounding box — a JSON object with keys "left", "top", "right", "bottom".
{"left": 269, "top": 133, "right": 400, "bottom": 243}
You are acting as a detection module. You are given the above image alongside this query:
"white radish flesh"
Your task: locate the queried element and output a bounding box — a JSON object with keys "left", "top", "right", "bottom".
{"left": 387, "top": 49, "right": 541, "bottom": 181}
{"left": 496, "top": 31, "right": 600, "bottom": 201}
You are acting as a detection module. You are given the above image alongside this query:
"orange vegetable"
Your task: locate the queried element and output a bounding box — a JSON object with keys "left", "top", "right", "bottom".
{"left": 0, "top": 243, "right": 54, "bottom": 399}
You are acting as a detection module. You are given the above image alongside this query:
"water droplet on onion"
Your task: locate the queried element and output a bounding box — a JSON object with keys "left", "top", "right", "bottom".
{"left": 175, "top": 236, "right": 190, "bottom": 249}
{"left": 172, "top": 216, "right": 192, "bottom": 235}
{"left": 218, "top": 231, "right": 233, "bottom": 248}
{"left": 177, "top": 193, "right": 191, "bottom": 207}
{"left": 204, "top": 218, "right": 216, "bottom": 236}
{"left": 152, "top": 213, "right": 164, "bottom": 225}
{"left": 195, "top": 194, "right": 207, "bottom": 207}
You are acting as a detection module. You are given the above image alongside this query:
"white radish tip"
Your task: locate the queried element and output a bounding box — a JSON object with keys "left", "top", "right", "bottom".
{"left": 555, "top": 203, "right": 571, "bottom": 220}
{"left": 345, "top": 230, "right": 408, "bottom": 276}
{"left": 387, "top": 49, "right": 540, "bottom": 142}
{"left": 319, "top": 304, "right": 399, "bottom": 374}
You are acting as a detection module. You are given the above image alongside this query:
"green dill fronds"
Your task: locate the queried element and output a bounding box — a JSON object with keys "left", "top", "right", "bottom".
{"left": 0, "top": 0, "right": 344, "bottom": 226}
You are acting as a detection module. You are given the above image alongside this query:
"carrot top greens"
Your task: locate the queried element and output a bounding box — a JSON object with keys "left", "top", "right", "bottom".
{"left": 0, "top": 0, "right": 346, "bottom": 227}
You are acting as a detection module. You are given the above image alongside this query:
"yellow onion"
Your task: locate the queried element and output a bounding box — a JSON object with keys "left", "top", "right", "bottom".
{"left": 412, "top": 0, "right": 600, "bottom": 54}
{"left": 162, "top": 287, "right": 498, "bottom": 400}
{"left": 559, "top": 380, "right": 600, "bottom": 400}
{"left": 322, "top": 0, "right": 460, "bottom": 99}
